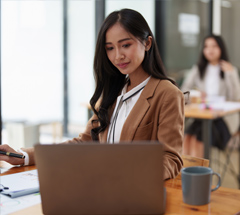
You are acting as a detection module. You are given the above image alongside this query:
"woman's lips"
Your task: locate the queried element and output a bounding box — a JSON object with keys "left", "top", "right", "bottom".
{"left": 117, "top": 62, "right": 129, "bottom": 69}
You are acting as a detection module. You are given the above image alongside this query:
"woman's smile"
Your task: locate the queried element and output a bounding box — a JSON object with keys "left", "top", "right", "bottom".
{"left": 117, "top": 62, "right": 130, "bottom": 69}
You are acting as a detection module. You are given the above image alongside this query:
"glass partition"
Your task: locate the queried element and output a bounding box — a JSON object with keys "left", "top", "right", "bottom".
{"left": 221, "top": 0, "right": 240, "bottom": 69}
{"left": 161, "top": 0, "right": 211, "bottom": 85}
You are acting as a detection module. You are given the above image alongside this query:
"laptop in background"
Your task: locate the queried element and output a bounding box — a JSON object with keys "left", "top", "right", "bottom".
{"left": 34, "top": 142, "right": 166, "bottom": 215}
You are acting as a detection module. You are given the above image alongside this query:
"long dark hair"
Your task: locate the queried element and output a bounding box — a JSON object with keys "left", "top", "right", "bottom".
{"left": 90, "top": 8, "right": 174, "bottom": 140}
{"left": 198, "top": 35, "right": 229, "bottom": 79}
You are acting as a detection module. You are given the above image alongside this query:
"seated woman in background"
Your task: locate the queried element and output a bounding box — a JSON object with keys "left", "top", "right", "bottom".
{"left": 0, "top": 9, "right": 184, "bottom": 180}
{"left": 181, "top": 35, "right": 240, "bottom": 158}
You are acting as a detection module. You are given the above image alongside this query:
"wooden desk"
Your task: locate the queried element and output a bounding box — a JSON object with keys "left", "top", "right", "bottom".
{"left": 184, "top": 103, "right": 240, "bottom": 159}
{"left": 1, "top": 164, "right": 240, "bottom": 215}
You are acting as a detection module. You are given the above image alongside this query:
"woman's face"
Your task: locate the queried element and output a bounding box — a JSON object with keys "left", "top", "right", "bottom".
{"left": 203, "top": 38, "right": 221, "bottom": 64}
{"left": 105, "top": 23, "right": 147, "bottom": 77}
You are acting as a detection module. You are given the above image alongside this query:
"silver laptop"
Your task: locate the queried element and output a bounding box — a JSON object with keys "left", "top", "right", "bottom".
{"left": 34, "top": 141, "right": 166, "bottom": 215}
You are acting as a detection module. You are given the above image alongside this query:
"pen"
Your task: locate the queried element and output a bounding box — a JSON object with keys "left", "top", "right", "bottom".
{"left": 0, "top": 151, "right": 25, "bottom": 159}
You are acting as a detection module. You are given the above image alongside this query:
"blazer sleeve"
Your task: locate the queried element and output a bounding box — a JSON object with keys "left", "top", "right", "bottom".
{"left": 225, "top": 66, "right": 240, "bottom": 101}
{"left": 157, "top": 87, "right": 184, "bottom": 180}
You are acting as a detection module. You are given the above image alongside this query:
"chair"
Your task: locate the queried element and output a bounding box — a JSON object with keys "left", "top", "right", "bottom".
{"left": 176, "top": 155, "right": 209, "bottom": 179}
{"left": 182, "top": 154, "right": 209, "bottom": 168}
{"left": 220, "top": 127, "right": 240, "bottom": 188}
{"left": 210, "top": 125, "right": 240, "bottom": 188}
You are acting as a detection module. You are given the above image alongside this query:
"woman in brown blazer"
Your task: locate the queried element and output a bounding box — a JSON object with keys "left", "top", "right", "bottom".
{"left": 0, "top": 9, "right": 184, "bottom": 180}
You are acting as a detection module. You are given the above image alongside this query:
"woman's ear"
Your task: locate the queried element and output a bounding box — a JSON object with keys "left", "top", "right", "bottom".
{"left": 145, "top": 36, "right": 152, "bottom": 51}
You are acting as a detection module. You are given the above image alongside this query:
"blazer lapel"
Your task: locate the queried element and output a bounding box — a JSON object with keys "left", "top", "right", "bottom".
{"left": 120, "top": 77, "right": 160, "bottom": 141}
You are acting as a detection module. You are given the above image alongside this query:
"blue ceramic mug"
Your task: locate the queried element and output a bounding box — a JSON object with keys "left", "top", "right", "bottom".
{"left": 181, "top": 166, "right": 221, "bottom": 205}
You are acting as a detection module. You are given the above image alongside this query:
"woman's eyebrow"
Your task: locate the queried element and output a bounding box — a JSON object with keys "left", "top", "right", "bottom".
{"left": 105, "top": 38, "right": 132, "bottom": 45}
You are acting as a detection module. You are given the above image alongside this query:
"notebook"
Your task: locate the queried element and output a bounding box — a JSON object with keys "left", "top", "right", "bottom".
{"left": 34, "top": 141, "right": 166, "bottom": 215}
{"left": 0, "top": 170, "right": 39, "bottom": 198}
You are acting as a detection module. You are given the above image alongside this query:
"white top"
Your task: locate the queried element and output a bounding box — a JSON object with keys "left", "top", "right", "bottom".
{"left": 17, "top": 148, "right": 29, "bottom": 166}
{"left": 205, "top": 64, "right": 220, "bottom": 97}
{"left": 107, "top": 76, "right": 151, "bottom": 143}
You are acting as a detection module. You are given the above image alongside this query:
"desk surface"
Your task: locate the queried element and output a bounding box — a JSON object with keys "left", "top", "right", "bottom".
{"left": 1, "top": 162, "right": 240, "bottom": 215}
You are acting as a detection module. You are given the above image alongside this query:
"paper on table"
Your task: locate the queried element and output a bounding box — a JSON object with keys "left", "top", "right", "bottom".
{"left": 0, "top": 191, "right": 41, "bottom": 215}
{"left": 0, "top": 170, "right": 39, "bottom": 198}
{"left": 209, "top": 101, "right": 240, "bottom": 111}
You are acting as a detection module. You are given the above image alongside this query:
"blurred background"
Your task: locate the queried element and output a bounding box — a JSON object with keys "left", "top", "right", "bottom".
{"left": 0, "top": 0, "right": 240, "bottom": 187}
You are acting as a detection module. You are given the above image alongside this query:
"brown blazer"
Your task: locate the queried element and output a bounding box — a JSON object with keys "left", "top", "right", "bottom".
{"left": 25, "top": 77, "right": 184, "bottom": 180}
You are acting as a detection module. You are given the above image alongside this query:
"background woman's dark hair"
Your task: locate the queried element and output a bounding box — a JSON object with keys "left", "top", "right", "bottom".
{"left": 90, "top": 8, "right": 174, "bottom": 140}
{"left": 198, "top": 35, "right": 229, "bottom": 79}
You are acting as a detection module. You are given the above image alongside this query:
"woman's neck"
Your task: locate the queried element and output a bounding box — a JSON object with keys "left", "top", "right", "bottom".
{"left": 209, "top": 60, "right": 219, "bottom": 66}
{"left": 127, "top": 71, "right": 150, "bottom": 92}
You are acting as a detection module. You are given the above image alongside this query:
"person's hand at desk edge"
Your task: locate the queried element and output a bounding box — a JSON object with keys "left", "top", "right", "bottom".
{"left": 0, "top": 144, "right": 25, "bottom": 166}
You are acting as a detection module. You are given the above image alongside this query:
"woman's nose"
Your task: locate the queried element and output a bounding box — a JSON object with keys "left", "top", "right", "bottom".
{"left": 115, "top": 49, "right": 124, "bottom": 60}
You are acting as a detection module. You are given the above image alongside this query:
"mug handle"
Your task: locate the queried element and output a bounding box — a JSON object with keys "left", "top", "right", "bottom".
{"left": 211, "top": 172, "right": 221, "bottom": 192}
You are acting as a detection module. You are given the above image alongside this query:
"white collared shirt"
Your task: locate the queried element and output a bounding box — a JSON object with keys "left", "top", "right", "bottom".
{"left": 107, "top": 76, "right": 151, "bottom": 143}
{"left": 205, "top": 64, "right": 220, "bottom": 97}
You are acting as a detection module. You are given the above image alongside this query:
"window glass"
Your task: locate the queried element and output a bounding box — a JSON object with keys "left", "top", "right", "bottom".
{"left": 2, "top": 0, "right": 63, "bottom": 122}
{"left": 68, "top": 0, "right": 95, "bottom": 135}
{"left": 159, "top": 0, "right": 210, "bottom": 85}
{"left": 164, "top": 0, "right": 210, "bottom": 72}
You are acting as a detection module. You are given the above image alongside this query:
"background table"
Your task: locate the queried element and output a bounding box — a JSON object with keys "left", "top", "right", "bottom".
{"left": 184, "top": 103, "right": 240, "bottom": 159}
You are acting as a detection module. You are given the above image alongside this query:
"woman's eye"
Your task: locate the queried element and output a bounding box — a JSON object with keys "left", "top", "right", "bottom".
{"left": 106, "top": 47, "right": 113, "bottom": 51}
{"left": 123, "top": 44, "right": 130, "bottom": 48}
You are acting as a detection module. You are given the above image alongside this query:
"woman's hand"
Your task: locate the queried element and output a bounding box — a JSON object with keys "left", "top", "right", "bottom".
{"left": 0, "top": 144, "right": 24, "bottom": 166}
{"left": 220, "top": 60, "right": 234, "bottom": 72}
